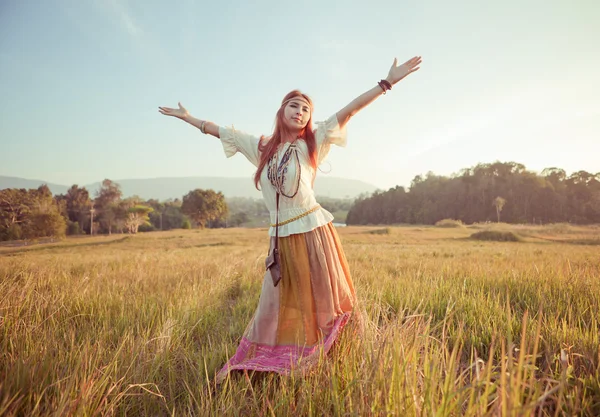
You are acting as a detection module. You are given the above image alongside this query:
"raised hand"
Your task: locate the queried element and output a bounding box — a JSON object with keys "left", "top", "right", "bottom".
{"left": 386, "top": 56, "right": 422, "bottom": 85}
{"left": 158, "top": 102, "right": 190, "bottom": 120}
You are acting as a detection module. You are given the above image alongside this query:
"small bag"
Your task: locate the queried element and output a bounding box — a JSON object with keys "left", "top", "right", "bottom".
{"left": 266, "top": 193, "right": 282, "bottom": 286}
{"left": 265, "top": 238, "right": 281, "bottom": 287}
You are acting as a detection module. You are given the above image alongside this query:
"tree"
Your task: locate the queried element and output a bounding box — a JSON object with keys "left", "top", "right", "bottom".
{"left": 228, "top": 211, "right": 249, "bottom": 227}
{"left": 182, "top": 189, "right": 228, "bottom": 229}
{"left": 94, "top": 179, "right": 122, "bottom": 234}
{"left": 124, "top": 205, "right": 154, "bottom": 234}
{"left": 25, "top": 185, "right": 66, "bottom": 240}
{"left": 493, "top": 196, "right": 506, "bottom": 223}
{"left": 1, "top": 185, "right": 66, "bottom": 241}
{"left": 112, "top": 196, "right": 143, "bottom": 233}
{"left": 145, "top": 199, "right": 166, "bottom": 230}
{"left": 0, "top": 189, "right": 31, "bottom": 231}
{"left": 59, "top": 185, "right": 92, "bottom": 233}
{"left": 162, "top": 201, "right": 187, "bottom": 230}
{"left": 142, "top": 198, "right": 187, "bottom": 230}
{"left": 346, "top": 162, "right": 600, "bottom": 226}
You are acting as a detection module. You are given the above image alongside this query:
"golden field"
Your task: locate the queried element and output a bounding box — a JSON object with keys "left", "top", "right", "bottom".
{"left": 1, "top": 224, "right": 599, "bottom": 416}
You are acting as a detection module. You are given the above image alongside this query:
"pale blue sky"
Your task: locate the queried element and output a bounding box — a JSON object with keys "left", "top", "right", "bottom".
{"left": 1, "top": 0, "right": 599, "bottom": 190}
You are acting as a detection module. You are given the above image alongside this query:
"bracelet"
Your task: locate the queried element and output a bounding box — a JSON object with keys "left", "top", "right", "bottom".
{"left": 200, "top": 121, "right": 206, "bottom": 134}
{"left": 378, "top": 79, "right": 392, "bottom": 94}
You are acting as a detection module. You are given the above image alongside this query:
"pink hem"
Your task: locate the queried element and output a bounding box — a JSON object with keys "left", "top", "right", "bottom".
{"left": 216, "top": 312, "right": 351, "bottom": 382}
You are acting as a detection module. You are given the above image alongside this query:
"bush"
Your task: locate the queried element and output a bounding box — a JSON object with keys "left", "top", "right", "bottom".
{"left": 0, "top": 224, "right": 23, "bottom": 241}
{"left": 470, "top": 230, "right": 521, "bottom": 242}
{"left": 435, "top": 219, "right": 464, "bottom": 228}
{"left": 67, "top": 221, "right": 82, "bottom": 235}
{"left": 138, "top": 223, "right": 156, "bottom": 233}
{"left": 228, "top": 212, "right": 249, "bottom": 227}
{"left": 368, "top": 228, "right": 391, "bottom": 235}
{"left": 182, "top": 219, "right": 191, "bottom": 229}
{"left": 542, "top": 223, "right": 575, "bottom": 234}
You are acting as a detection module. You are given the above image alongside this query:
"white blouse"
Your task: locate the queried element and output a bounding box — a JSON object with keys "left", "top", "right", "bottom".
{"left": 218, "top": 114, "right": 347, "bottom": 237}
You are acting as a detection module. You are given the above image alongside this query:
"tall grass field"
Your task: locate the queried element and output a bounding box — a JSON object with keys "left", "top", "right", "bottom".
{"left": 1, "top": 223, "right": 599, "bottom": 415}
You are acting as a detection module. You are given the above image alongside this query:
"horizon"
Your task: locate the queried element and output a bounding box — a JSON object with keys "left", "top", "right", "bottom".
{"left": 2, "top": 157, "right": 596, "bottom": 195}
{"left": 1, "top": 1, "right": 599, "bottom": 190}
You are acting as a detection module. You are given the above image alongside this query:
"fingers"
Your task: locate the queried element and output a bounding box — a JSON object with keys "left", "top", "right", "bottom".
{"left": 403, "top": 56, "right": 422, "bottom": 67}
{"left": 158, "top": 106, "right": 176, "bottom": 116}
{"left": 393, "top": 57, "right": 398, "bottom": 67}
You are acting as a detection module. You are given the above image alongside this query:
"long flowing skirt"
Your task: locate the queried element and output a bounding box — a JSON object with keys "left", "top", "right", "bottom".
{"left": 216, "top": 222, "right": 356, "bottom": 382}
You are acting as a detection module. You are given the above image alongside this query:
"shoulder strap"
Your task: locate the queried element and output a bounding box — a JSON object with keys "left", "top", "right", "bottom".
{"left": 275, "top": 192, "right": 280, "bottom": 250}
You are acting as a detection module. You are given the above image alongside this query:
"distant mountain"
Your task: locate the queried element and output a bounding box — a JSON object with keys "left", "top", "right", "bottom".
{"left": 0, "top": 175, "right": 379, "bottom": 200}
{"left": 0, "top": 176, "right": 70, "bottom": 196}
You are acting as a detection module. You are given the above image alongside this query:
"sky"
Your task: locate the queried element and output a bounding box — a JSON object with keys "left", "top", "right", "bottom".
{"left": 1, "top": 0, "right": 599, "bottom": 191}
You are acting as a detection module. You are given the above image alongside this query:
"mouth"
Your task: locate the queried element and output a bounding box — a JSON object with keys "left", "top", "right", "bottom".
{"left": 292, "top": 117, "right": 302, "bottom": 123}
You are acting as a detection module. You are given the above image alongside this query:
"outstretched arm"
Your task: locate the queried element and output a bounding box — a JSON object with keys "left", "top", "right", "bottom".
{"left": 158, "top": 102, "right": 220, "bottom": 138}
{"left": 335, "top": 56, "right": 422, "bottom": 129}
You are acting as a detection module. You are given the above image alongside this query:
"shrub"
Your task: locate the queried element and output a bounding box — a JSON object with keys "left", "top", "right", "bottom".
{"left": 67, "top": 221, "right": 82, "bottom": 236}
{"left": 0, "top": 224, "right": 22, "bottom": 241}
{"left": 138, "top": 223, "right": 156, "bottom": 233}
{"left": 542, "top": 223, "right": 574, "bottom": 234}
{"left": 182, "top": 219, "right": 191, "bottom": 229}
{"left": 368, "top": 228, "right": 391, "bottom": 235}
{"left": 470, "top": 230, "right": 521, "bottom": 242}
{"left": 435, "top": 219, "right": 464, "bottom": 228}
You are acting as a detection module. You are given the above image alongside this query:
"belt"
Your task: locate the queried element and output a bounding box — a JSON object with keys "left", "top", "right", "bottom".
{"left": 270, "top": 205, "right": 321, "bottom": 227}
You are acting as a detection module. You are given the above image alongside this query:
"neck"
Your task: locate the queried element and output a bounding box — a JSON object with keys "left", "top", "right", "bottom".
{"left": 281, "top": 130, "right": 300, "bottom": 144}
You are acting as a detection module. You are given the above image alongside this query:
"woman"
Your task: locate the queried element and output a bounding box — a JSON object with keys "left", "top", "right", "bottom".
{"left": 159, "top": 56, "right": 421, "bottom": 382}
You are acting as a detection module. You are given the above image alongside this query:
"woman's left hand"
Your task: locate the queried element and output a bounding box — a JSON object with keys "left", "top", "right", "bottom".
{"left": 386, "top": 56, "right": 422, "bottom": 85}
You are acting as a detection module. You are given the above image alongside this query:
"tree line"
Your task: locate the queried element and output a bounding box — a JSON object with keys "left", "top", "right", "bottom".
{"left": 0, "top": 177, "right": 357, "bottom": 242}
{"left": 0, "top": 179, "right": 229, "bottom": 241}
{"left": 347, "top": 162, "right": 600, "bottom": 225}
{"left": 5, "top": 161, "right": 594, "bottom": 240}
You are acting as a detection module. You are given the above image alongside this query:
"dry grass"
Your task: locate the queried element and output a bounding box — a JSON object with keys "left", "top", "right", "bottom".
{"left": 1, "top": 225, "right": 600, "bottom": 416}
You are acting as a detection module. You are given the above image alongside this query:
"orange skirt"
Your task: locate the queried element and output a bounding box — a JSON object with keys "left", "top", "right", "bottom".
{"left": 216, "top": 222, "right": 356, "bottom": 382}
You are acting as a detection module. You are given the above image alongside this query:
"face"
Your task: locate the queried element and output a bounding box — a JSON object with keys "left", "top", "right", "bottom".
{"left": 282, "top": 98, "right": 311, "bottom": 130}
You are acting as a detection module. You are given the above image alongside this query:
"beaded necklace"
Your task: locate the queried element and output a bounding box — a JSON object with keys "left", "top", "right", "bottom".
{"left": 267, "top": 140, "right": 302, "bottom": 198}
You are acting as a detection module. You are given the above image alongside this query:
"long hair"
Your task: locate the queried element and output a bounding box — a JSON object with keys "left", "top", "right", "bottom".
{"left": 253, "top": 90, "right": 318, "bottom": 189}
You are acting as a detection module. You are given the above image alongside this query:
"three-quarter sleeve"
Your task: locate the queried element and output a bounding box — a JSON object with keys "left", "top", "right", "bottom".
{"left": 218, "top": 125, "right": 261, "bottom": 167}
{"left": 314, "top": 114, "right": 347, "bottom": 165}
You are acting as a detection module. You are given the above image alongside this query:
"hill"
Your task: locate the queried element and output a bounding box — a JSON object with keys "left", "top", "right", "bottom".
{"left": 0, "top": 176, "right": 69, "bottom": 195}
{"left": 0, "top": 175, "right": 378, "bottom": 200}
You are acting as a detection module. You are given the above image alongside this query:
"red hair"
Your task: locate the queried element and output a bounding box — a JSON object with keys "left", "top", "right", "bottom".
{"left": 253, "top": 90, "right": 318, "bottom": 189}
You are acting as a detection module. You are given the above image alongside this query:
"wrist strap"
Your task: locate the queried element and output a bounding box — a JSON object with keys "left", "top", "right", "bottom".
{"left": 378, "top": 79, "right": 392, "bottom": 94}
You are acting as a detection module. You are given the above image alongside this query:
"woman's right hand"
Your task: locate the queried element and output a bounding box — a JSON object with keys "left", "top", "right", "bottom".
{"left": 158, "top": 102, "right": 190, "bottom": 120}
